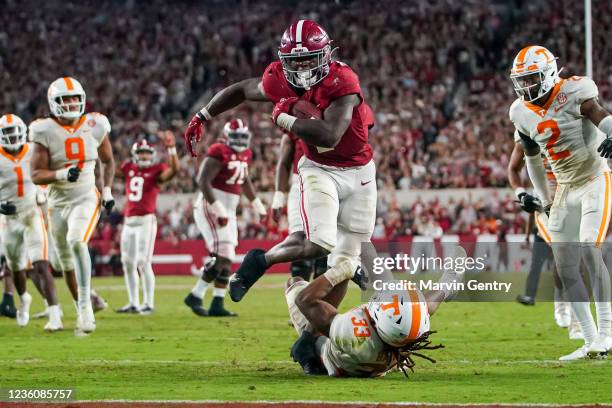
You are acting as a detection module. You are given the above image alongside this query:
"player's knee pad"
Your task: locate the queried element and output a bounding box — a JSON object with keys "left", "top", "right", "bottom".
{"left": 291, "top": 260, "right": 312, "bottom": 281}
{"left": 202, "top": 258, "right": 222, "bottom": 282}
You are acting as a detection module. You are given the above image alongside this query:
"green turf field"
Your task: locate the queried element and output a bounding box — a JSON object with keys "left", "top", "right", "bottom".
{"left": 1, "top": 275, "right": 611, "bottom": 404}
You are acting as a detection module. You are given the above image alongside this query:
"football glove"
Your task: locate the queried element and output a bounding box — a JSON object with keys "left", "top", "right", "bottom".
{"left": 251, "top": 197, "right": 268, "bottom": 224}
{"left": 597, "top": 137, "right": 612, "bottom": 158}
{"left": 516, "top": 191, "right": 543, "bottom": 213}
{"left": 272, "top": 97, "right": 299, "bottom": 125}
{"left": 101, "top": 186, "right": 115, "bottom": 215}
{"left": 56, "top": 166, "right": 81, "bottom": 183}
{"left": 184, "top": 113, "right": 206, "bottom": 157}
{"left": 0, "top": 201, "right": 17, "bottom": 216}
{"left": 271, "top": 191, "right": 287, "bottom": 223}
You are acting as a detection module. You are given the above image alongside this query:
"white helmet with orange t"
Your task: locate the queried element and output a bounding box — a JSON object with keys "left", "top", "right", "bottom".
{"left": 510, "top": 46, "right": 560, "bottom": 102}
{"left": 47, "top": 76, "right": 86, "bottom": 120}
{"left": 367, "top": 290, "right": 430, "bottom": 347}
{"left": 0, "top": 113, "right": 27, "bottom": 151}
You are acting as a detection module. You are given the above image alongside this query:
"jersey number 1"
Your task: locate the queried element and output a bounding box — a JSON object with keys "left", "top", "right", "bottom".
{"left": 13, "top": 166, "right": 24, "bottom": 197}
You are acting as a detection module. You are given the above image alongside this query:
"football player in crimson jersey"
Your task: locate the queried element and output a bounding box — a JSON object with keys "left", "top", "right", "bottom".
{"left": 116, "top": 132, "right": 179, "bottom": 314}
{"left": 184, "top": 119, "right": 267, "bottom": 317}
{"left": 184, "top": 20, "right": 376, "bottom": 304}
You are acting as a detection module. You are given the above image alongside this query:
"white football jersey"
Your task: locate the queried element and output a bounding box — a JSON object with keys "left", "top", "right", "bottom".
{"left": 509, "top": 76, "right": 609, "bottom": 185}
{"left": 0, "top": 143, "right": 36, "bottom": 211}
{"left": 322, "top": 305, "right": 396, "bottom": 377}
{"left": 29, "top": 113, "right": 110, "bottom": 206}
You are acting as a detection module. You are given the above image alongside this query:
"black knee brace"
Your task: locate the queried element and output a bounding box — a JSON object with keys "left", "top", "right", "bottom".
{"left": 291, "top": 260, "right": 312, "bottom": 281}
{"left": 203, "top": 257, "right": 222, "bottom": 282}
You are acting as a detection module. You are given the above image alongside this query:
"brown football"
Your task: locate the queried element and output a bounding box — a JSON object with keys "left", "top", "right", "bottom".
{"left": 291, "top": 100, "right": 323, "bottom": 119}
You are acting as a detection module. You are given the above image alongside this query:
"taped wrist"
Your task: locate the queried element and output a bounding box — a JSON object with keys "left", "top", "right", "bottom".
{"left": 276, "top": 113, "right": 297, "bottom": 131}
{"left": 323, "top": 259, "right": 357, "bottom": 287}
{"left": 598, "top": 115, "right": 612, "bottom": 137}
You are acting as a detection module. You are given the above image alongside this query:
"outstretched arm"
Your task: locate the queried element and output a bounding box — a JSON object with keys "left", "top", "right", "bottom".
{"left": 295, "top": 276, "right": 339, "bottom": 337}
{"left": 158, "top": 131, "right": 180, "bottom": 183}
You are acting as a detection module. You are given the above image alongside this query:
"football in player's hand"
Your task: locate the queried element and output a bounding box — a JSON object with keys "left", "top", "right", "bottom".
{"left": 291, "top": 100, "right": 322, "bottom": 120}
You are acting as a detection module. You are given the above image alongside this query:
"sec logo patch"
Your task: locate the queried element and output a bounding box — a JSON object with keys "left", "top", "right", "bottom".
{"left": 556, "top": 92, "right": 568, "bottom": 105}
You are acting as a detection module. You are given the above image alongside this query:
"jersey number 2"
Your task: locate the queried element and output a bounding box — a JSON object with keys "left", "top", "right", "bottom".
{"left": 128, "top": 176, "right": 144, "bottom": 202}
{"left": 538, "top": 119, "right": 570, "bottom": 161}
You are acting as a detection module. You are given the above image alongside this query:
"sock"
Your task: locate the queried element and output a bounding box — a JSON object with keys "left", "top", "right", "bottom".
{"left": 2, "top": 293, "right": 14, "bottom": 306}
{"left": 71, "top": 241, "right": 92, "bottom": 309}
{"left": 581, "top": 245, "right": 611, "bottom": 337}
{"left": 213, "top": 287, "right": 226, "bottom": 298}
{"left": 570, "top": 302, "right": 598, "bottom": 344}
{"left": 141, "top": 263, "right": 156, "bottom": 308}
{"left": 191, "top": 278, "right": 209, "bottom": 300}
{"left": 123, "top": 261, "right": 139, "bottom": 307}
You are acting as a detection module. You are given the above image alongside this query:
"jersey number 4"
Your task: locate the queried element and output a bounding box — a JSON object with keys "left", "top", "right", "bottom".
{"left": 538, "top": 119, "right": 570, "bottom": 161}
{"left": 227, "top": 161, "right": 247, "bottom": 184}
{"left": 128, "top": 176, "right": 145, "bottom": 202}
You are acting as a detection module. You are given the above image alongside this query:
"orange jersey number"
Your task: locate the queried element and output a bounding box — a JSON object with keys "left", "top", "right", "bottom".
{"left": 13, "top": 166, "right": 24, "bottom": 197}
{"left": 351, "top": 316, "right": 371, "bottom": 338}
{"left": 539, "top": 119, "right": 570, "bottom": 161}
{"left": 64, "top": 137, "right": 86, "bottom": 169}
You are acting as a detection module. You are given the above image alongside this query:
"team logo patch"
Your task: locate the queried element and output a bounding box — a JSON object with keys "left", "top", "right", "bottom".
{"left": 556, "top": 92, "right": 568, "bottom": 105}
{"left": 231, "top": 154, "right": 236, "bottom": 160}
{"left": 129, "top": 170, "right": 134, "bottom": 177}
{"left": 87, "top": 119, "right": 96, "bottom": 127}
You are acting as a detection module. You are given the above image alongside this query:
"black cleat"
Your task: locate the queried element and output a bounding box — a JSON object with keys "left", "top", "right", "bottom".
{"left": 184, "top": 293, "right": 209, "bottom": 317}
{"left": 116, "top": 304, "right": 141, "bottom": 314}
{"left": 229, "top": 249, "right": 268, "bottom": 302}
{"left": 208, "top": 296, "right": 238, "bottom": 317}
{"left": 138, "top": 305, "right": 155, "bottom": 315}
{"left": 290, "top": 332, "right": 327, "bottom": 376}
{"left": 0, "top": 294, "right": 16, "bottom": 318}
{"left": 516, "top": 295, "right": 535, "bottom": 306}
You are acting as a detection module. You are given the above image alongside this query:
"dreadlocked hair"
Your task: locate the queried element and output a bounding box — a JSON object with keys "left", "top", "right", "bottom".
{"left": 393, "top": 330, "right": 444, "bottom": 378}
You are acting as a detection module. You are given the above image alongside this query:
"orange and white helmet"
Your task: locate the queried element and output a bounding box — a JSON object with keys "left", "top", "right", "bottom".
{"left": 223, "top": 118, "right": 251, "bottom": 153}
{"left": 366, "top": 290, "right": 430, "bottom": 347}
{"left": 0, "top": 113, "right": 27, "bottom": 151}
{"left": 47, "top": 76, "right": 86, "bottom": 120}
{"left": 510, "top": 46, "right": 559, "bottom": 102}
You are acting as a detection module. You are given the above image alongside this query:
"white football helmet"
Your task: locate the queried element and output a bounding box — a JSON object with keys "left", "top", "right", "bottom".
{"left": 510, "top": 46, "right": 559, "bottom": 102}
{"left": 131, "top": 139, "right": 156, "bottom": 168}
{"left": 367, "top": 290, "right": 430, "bottom": 347}
{"left": 47, "top": 77, "right": 86, "bottom": 120}
{"left": 223, "top": 118, "right": 251, "bottom": 153}
{"left": 0, "top": 113, "right": 27, "bottom": 151}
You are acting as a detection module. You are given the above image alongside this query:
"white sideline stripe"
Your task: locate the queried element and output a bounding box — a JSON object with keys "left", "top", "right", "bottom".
{"left": 92, "top": 282, "right": 286, "bottom": 291}
{"left": 3, "top": 358, "right": 578, "bottom": 366}
{"left": 59, "top": 400, "right": 612, "bottom": 407}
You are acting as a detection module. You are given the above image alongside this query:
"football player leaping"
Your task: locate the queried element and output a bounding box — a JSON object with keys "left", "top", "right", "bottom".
{"left": 30, "top": 77, "right": 115, "bottom": 335}
{"left": 116, "top": 132, "right": 179, "bottom": 314}
{"left": 0, "top": 114, "right": 62, "bottom": 330}
{"left": 184, "top": 119, "right": 267, "bottom": 317}
{"left": 184, "top": 20, "right": 376, "bottom": 303}
{"left": 509, "top": 46, "right": 612, "bottom": 360}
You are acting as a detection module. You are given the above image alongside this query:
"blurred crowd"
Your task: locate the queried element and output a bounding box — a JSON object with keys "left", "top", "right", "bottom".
{"left": 2, "top": 0, "right": 611, "bottom": 241}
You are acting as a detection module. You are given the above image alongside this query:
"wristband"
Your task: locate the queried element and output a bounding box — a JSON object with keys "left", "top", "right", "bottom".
{"left": 276, "top": 113, "right": 297, "bottom": 131}
{"left": 198, "top": 107, "right": 213, "bottom": 121}
{"left": 514, "top": 187, "right": 527, "bottom": 200}
{"left": 251, "top": 197, "right": 266, "bottom": 215}
{"left": 167, "top": 146, "right": 177, "bottom": 155}
{"left": 323, "top": 258, "right": 358, "bottom": 287}
{"left": 272, "top": 191, "right": 287, "bottom": 209}
{"left": 55, "top": 168, "right": 69, "bottom": 181}
{"left": 102, "top": 186, "right": 113, "bottom": 201}
{"left": 598, "top": 115, "right": 612, "bottom": 137}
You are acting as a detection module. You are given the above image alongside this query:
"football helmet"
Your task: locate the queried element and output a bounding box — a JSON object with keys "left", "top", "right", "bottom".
{"left": 367, "top": 290, "right": 430, "bottom": 347}
{"left": 510, "top": 46, "right": 559, "bottom": 102}
{"left": 0, "top": 113, "right": 27, "bottom": 151}
{"left": 278, "top": 19, "right": 333, "bottom": 89}
{"left": 48, "top": 77, "right": 86, "bottom": 120}
{"left": 131, "top": 139, "right": 156, "bottom": 167}
{"left": 224, "top": 119, "right": 251, "bottom": 153}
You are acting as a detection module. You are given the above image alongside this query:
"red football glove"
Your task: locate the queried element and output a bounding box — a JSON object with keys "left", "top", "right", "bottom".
{"left": 272, "top": 97, "right": 299, "bottom": 124}
{"left": 183, "top": 114, "right": 206, "bottom": 157}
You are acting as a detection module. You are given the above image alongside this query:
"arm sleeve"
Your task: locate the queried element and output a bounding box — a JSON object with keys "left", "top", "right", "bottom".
{"left": 518, "top": 130, "right": 539, "bottom": 151}
{"left": 525, "top": 154, "right": 551, "bottom": 206}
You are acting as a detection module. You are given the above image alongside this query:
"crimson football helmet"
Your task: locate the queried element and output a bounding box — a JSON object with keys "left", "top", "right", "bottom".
{"left": 278, "top": 19, "right": 333, "bottom": 89}
{"left": 224, "top": 119, "right": 251, "bottom": 152}
{"left": 131, "top": 139, "right": 156, "bottom": 167}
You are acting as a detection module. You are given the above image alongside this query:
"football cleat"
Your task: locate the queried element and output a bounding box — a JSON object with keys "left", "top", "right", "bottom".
{"left": 16, "top": 292, "right": 32, "bottom": 327}
{"left": 590, "top": 335, "right": 612, "bottom": 354}
{"left": 44, "top": 305, "right": 63, "bottom": 332}
{"left": 568, "top": 321, "right": 584, "bottom": 340}
{"left": 554, "top": 302, "right": 571, "bottom": 328}
{"left": 516, "top": 295, "right": 535, "bottom": 306}
{"left": 0, "top": 294, "right": 17, "bottom": 318}
{"left": 208, "top": 297, "right": 237, "bottom": 317}
{"left": 116, "top": 304, "right": 141, "bottom": 314}
{"left": 184, "top": 293, "right": 208, "bottom": 317}
{"left": 138, "top": 305, "right": 155, "bottom": 315}
{"left": 75, "top": 304, "right": 96, "bottom": 334}
{"left": 290, "top": 332, "right": 327, "bottom": 375}
{"left": 559, "top": 343, "right": 607, "bottom": 361}
{"left": 229, "top": 249, "right": 268, "bottom": 302}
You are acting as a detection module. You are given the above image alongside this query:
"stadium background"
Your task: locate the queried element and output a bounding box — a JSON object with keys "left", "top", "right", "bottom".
{"left": 2, "top": 0, "right": 612, "bottom": 272}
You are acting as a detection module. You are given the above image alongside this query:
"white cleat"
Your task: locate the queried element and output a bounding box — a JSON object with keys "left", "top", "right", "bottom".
{"left": 568, "top": 321, "right": 584, "bottom": 340}
{"left": 44, "top": 305, "right": 63, "bottom": 332}
{"left": 16, "top": 292, "right": 32, "bottom": 327}
{"left": 559, "top": 345, "right": 590, "bottom": 361}
{"left": 75, "top": 304, "right": 96, "bottom": 335}
{"left": 554, "top": 301, "right": 571, "bottom": 328}
{"left": 559, "top": 343, "right": 607, "bottom": 361}
{"left": 589, "top": 335, "right": 612, "bottom": 355}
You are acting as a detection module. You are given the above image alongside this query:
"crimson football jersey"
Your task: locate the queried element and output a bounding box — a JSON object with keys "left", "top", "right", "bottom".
{"left": 207, "top": 143, "right": 252, "bottom": 195}
{"left": 121, "top": 161, "right": 168, "bottom": 217}
{"left": 262, "top": 61, "right": 373, "bottom": 167}
{"left": 288, "top": 133, "right": 305, "bottom": 175}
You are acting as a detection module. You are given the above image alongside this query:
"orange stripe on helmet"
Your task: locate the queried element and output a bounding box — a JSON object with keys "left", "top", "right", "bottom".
{"left": 63, "top": 77, "right": 75, "bottom": 91}
{"left": 406, "top": 290, "right": 422, "bottom": 341}
{"left": 514, "top": 46, "right": 534, "bottom": 74}
{"left": 6, "top": 113, "right": 13, "bottom": 124}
